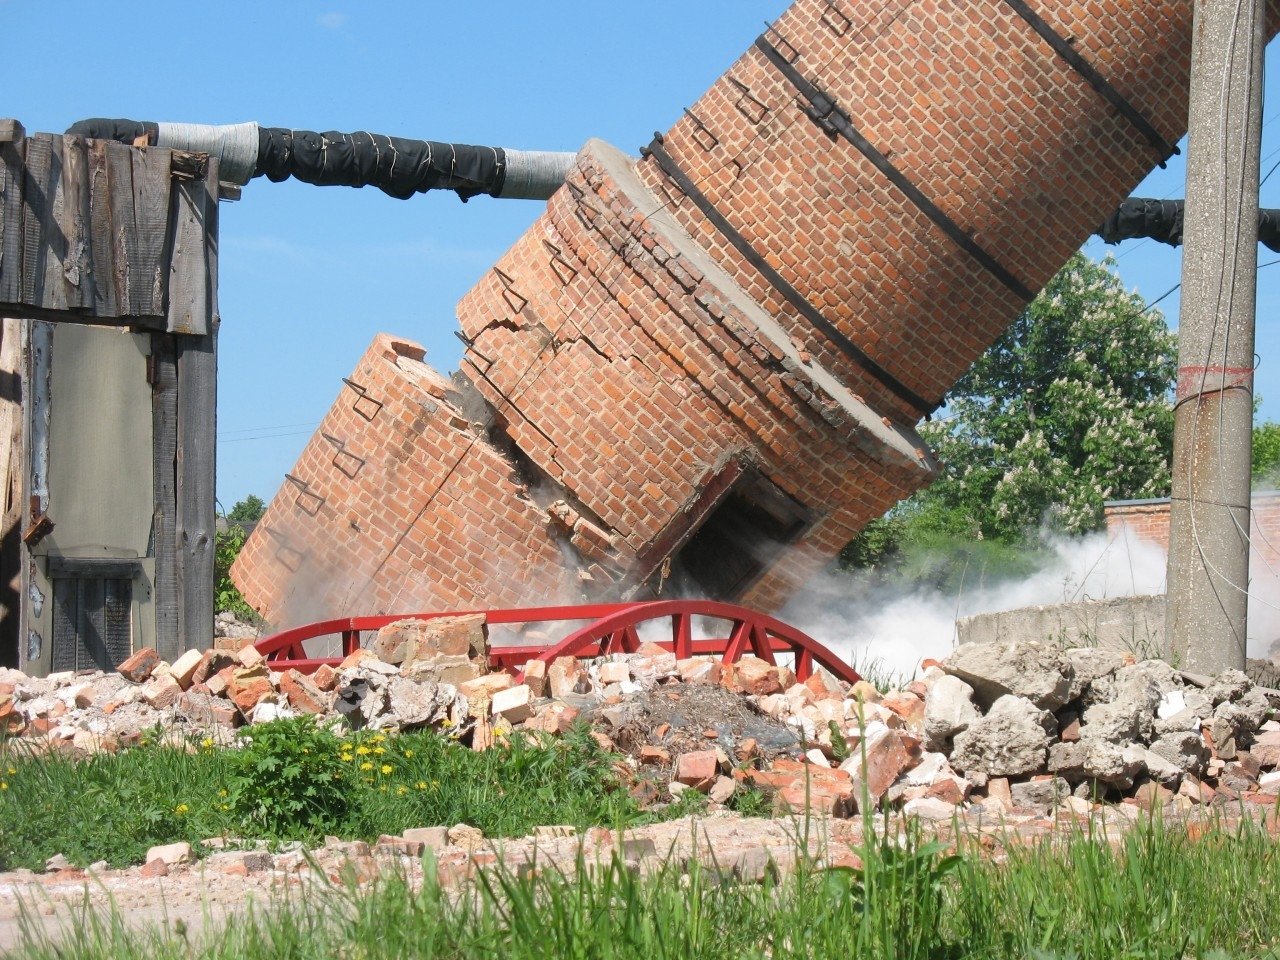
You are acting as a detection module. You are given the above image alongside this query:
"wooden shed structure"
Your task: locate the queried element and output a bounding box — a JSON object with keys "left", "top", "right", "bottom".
{"left": 0, "top": 119, "right": 221, "bottom": 674}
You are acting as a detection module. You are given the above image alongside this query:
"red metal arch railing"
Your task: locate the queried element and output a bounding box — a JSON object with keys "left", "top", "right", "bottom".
{"left": 253, "top": 600, "right": 860, "bottom": 686}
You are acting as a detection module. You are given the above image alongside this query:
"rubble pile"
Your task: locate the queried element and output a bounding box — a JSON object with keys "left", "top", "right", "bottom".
{"left": 0, "top": 619, "right": 1277, "bottom": 820}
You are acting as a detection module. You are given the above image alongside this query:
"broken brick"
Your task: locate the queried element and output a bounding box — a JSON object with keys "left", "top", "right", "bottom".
{"left": 491, "top": 684, "right": 535, "bottom": 724}
{"left": 278, "top": 669, "right": 328, "bottom": 714}
{"left": 312, "top": 663, "right": 339, "bottom": 692}
{"left": 228, "top": 673, "right": 275, "bottom": 714}
{"left": 675, "top": 750, "right": 719, "bottom": 790}
{"left": 639, "top": 745, "right": 671, "bottom": 765}
{"left": 117, "top": 647, "right": 161, "bottom": 684}
{"left": 191, "top": 650, "right": 236, "bottom": 687}
{"left": 168, "top": 649, "right": 204, "bottom": 690}
{"left": 523, "top": 659, "right": 547, "bottom": 697}
{"left": 547, "top": 657, "right": 583, "bottom": 698}
{"left": 730, "top": 656, "right": 784, "bottom": 696}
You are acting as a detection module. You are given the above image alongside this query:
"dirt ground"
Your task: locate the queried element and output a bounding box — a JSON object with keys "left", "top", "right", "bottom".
{"left": 5, "top": 803, "right": 1276, "bottom": 955}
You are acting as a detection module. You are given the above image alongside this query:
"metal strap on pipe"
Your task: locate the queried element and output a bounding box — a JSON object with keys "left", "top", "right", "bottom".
{"left": 641, "top": 136, "right": 935, "bottom": 416}
{"left": 754, "top": 35, "right": 1035, "bottom": 303}
{"left": 1000, "top": 0, "right": 1179, "bottom": 164}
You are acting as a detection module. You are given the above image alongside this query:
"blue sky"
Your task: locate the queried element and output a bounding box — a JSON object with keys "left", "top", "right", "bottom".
{"left": 6, "top": 1, "right": 1280, "bottom": 509}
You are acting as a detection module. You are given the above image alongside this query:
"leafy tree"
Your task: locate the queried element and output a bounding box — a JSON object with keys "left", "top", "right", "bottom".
{"left": 215, "top": 495, "right": 265, "bottom": 621}
{"left": 918, "top": 253, "right": 1176, "bottom": 540}
{"left": 842, "top": 254, "right": 1176, "bottom": 579}
{"left": 227, "top": 494, "right": 266, "bottom": 525}
{"left": 1254, "top": 420, "right": 1280, "bottom": 487}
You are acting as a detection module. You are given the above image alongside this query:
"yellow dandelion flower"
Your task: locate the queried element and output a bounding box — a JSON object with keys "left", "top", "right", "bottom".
{"left": 359, "top": 761, "right": 374, "bottom": 771}
{"left": 416, "top": 781, "right": 427, "bottom": 790}
{"left": 0, "top": 782, "right": 7, "bottom": 791}
{"left": 402, "top": 749, "right": 414, "bottom": 758}
{"left": 380, "top": 764, "right": 393, "bottom": 775}
{"left": 175, "top": 803, "right": 189, "bottom": 815}
{"left": 396, "top": 786, "right": 408, "bottom": 796}
{"left": 356, "top": 746, "right": 371, "bottom": 756}
{"left": 200, "top": 737, "right": 213, "bottom": 749}
{"left": 5, "top": 767, "right": 13, "bottom": 775}
{"left": 218, "top": 789, "right": 228, "bottom": 798}
{"left": 373, "top": 746, "right": 386, "bottom": 755}
{"left": 370, "top": 734, "right": 385, "bottom": 744}
{"left": 341, "top": 754, "right": 354, "bottom": 763}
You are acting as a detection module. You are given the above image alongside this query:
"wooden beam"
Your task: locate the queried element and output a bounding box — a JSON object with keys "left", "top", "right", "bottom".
{"left": 59, "top": 135, "right": 93, "bottom": 311}
{"left": 19, "top": 134, "right": 54, "bottom": 310}
{"left": 150, "top": 334, "right": 179, "bottom": 659}
{"left": 0, "top": 134, "right": 24, "bottom": 305}
{"left": 0, "top": 120, "right": 23, "bottom": 144}
{"left": 166, "top": 164, "right": 217, "bottom": 336}
{"left": 0, "top": 318, "right": 24, "bottom": 668}
{"left": 124, "top": 146, "right": 171, "bottom": 319}
{"left": 175, "top": 330, "right": 216, "bottom": 653}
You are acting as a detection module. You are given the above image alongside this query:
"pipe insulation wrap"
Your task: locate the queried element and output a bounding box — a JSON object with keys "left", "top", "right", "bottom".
{"left": 154, "top": 121, "right": 260, "bottom": 185}
{"left": 496, "top": 149, "right": 577, "bottom": 200}
{"left": 1097, "top": 197, "right": 1280, "bottom": 253}
{"left": 65, "top": 117, "right": 576, "bottom": 200}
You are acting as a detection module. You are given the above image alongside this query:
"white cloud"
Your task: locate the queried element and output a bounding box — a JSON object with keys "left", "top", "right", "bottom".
{"left": 317, "top": 11, "right": 346, "bottom": 30}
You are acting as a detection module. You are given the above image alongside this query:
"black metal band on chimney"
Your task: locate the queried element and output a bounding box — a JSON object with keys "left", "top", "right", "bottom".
{"left": 754, "top": 36, "right": 1035, "bottom": 304}
{"left": 642, "top": 136, "right": 936, "bottom": 416}
{"left": 1000, "top": 0, "right": 1179, "bottom": 165}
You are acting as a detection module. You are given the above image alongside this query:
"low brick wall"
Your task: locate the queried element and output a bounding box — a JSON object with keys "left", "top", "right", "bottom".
{"left": 1105, "top": 492, "right": 1280, "bottom": 577}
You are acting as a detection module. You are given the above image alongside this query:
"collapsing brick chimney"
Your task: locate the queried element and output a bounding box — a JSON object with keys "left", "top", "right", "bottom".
{"left": 233, "top": 0, "right": 1280, "bottom": 628}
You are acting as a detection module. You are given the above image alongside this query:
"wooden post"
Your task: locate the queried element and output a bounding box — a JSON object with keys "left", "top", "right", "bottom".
{"left": 0, "top": 318, "right": 23, "bottom": 668}
{"left": 176, "top": 330, "right": 216, "bottom": 652}
{"left": 150, "top": 334, "right": 179, "bottom": 659}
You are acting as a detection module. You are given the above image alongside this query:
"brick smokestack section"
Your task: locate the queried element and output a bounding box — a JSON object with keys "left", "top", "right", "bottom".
{"left": 235, "top": 0, "right": 1280, "bottom": 628}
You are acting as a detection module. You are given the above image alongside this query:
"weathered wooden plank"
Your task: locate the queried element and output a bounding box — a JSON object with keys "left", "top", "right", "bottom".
{"left": 175, "top": 331, "right": 216, "bottom": 652}
{"left": 0, "top": 317, "right": 25, "bottom": 667}
{"left": 86, "top": 140, "right": 117, "bottom": 317}
{"left": 19, "top": 134, "right": 54, "bottom": 309}
{"left": 104, "top": 142, "right": 136, "bottom": 318}
{"left": 0, "top": 120, "right": 23, "bottom": 144}
{"left": 0, "top": 135, "right": 25, "bottom": 305}
{"left": 166, "top": 157, "right": 217, "bottom": 336}
{"left": 127, "top": 148, "right": 170, "bottom": 319}
{"left": 59, "top": 135, "right": 93, "bottom": 310}
{"left": 36, "top": 135, "right": 67, "bottom": 313}
{"left": 150, "top": 334, "right": 179, "bottom": 657}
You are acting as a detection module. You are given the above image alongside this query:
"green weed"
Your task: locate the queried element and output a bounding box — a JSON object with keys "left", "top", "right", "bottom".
{"left": 14, "top": 814, "right": 1280, "bottom": 959}
{"left": 0, "top": 719, "right": 645, "bottom": 870}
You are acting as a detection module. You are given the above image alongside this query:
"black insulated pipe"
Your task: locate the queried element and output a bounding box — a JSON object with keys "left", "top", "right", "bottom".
{"left": 65, "top": 118, "right": 574, "bottom": 201}
{"left": 1098, "top": 197, "right": 1280, "bottom": 253}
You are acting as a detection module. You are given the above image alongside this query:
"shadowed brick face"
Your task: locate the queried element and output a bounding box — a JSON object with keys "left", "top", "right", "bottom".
{"left": 235, "top": 0, "right": 1280, "bottom": 628}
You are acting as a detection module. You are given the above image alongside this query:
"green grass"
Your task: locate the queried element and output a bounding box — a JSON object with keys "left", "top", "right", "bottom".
{"left": 0, "top": 718, "right": 649, "bottom": 871}
{"left": 12, "top": 814, "right": 1280, "bottom": 959}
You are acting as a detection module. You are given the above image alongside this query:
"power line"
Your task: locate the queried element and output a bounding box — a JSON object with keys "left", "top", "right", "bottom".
{"left": 220, "top": 420, "right": 320, "bottom": 436}
{"left": 218, "top": 429, "right": 317, "bottom": 445}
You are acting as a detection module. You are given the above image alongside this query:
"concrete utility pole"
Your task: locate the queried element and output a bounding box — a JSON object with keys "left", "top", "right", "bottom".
{"left": 1166, "top": 0, "right": 1266, "bottom": 673}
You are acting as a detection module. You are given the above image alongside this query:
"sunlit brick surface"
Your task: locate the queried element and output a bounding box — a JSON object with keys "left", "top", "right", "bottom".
{"left": 234, "top": 0, "right": 1280, "bottom": 628}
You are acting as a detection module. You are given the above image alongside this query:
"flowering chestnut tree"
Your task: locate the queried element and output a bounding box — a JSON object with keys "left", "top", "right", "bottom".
{"left": 922, "top": 253, "right": 1176, "bottom": 540}
{"left": 844, "top": 254, "right": 1176, "bottom": 573}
